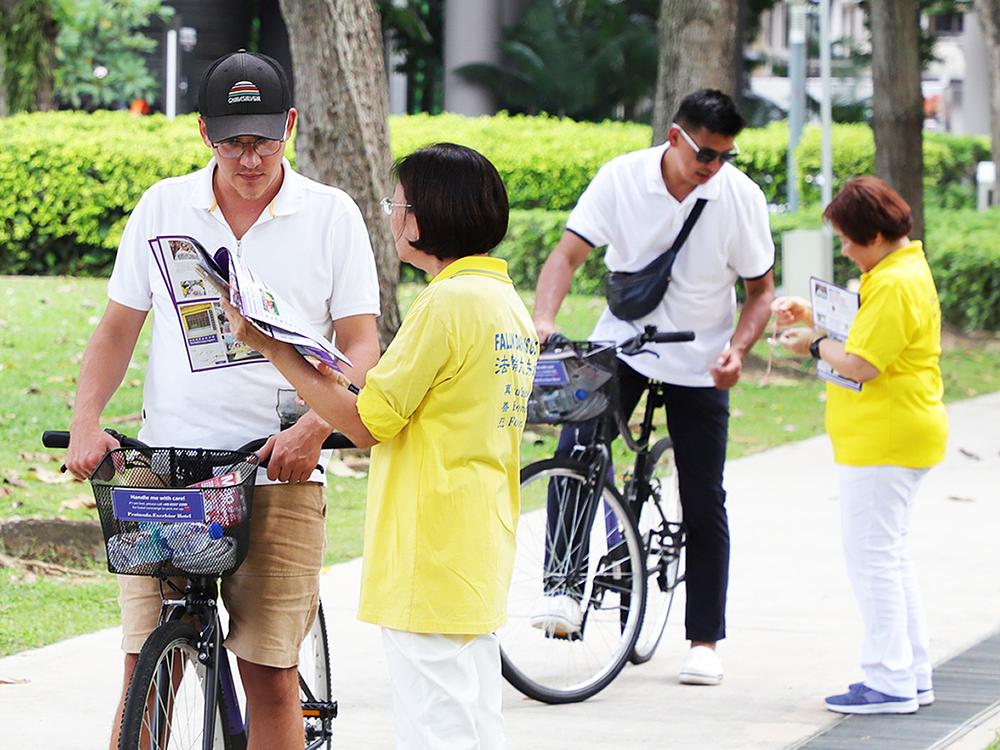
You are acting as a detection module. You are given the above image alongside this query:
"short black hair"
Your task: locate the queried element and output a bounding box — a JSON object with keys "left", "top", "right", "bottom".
{"left": 391, "top": 143, "right": 509, "bottom": 260}
{"left": 674, "top": 89, "right": 745, "bottom": 137}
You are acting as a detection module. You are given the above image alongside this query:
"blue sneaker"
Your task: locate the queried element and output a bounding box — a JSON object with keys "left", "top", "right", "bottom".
{"left": 847, "top": 682, "right": 934, "bottom": 707}
{"left": 826, "top": 684, "right": 918, "bottom": 714}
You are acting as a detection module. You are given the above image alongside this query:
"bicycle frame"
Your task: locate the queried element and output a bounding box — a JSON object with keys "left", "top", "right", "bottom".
{"left": 556, "top": 377, "right": 667, "bottom": 618}
{"left": 154, "top": 576, "right": 245, "bottom": 749}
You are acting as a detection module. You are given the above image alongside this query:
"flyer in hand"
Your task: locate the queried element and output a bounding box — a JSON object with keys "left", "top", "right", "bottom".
{"left": 187, "top": 237, "right": 353, "bottom": 371}
{"left": 809, "top": 276, "right": 861, "bottom": 391}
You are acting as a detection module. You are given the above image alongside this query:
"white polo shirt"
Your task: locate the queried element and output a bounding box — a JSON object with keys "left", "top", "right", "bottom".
{"left": 108, "top": 158, "right": 380, "bottom": 472}
{"left": 566, "top": 143, "right": 774, "bottom": 387}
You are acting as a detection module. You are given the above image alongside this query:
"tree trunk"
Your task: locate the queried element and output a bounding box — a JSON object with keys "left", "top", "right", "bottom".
{"left": 0, "top": 31, "right": 6, "bottom": 117}
{"left": 651, "top": 0, "right": 741, "bottom": 144}
{"left": 975, "top": 0, "right": 1000, "bottom": 206}
{"left": 34, "top": 2, "right": 57, "bottom": 111}
{"left": 278, "top": 0, "right": 401, "bottom": 347}
{"left": 869, "top": 0, "right": 925, "bottom": 238}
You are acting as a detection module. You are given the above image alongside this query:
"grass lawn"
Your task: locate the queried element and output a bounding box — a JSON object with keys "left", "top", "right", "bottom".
{"left": 1, "top": 275, "right": 999, "bottom": 656}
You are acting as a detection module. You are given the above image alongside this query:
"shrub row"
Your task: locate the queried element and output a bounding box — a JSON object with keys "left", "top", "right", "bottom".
{"left": 0, "top": 111, "right": 995, "bottom": 328}
{"left": 494, "top": 206, "right": 1000, "bottom": 331}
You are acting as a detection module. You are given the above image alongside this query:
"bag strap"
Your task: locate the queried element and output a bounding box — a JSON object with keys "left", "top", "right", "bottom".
{"left": 669, "top": 198, "right": 708, "bottom": 254}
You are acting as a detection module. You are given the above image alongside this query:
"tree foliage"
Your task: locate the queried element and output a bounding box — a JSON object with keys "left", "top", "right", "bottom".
{"left": 0, "top": 0, "right": 59, "bottom": 113}
{"left": 454, "top": 0, "right": 660, "bottom": 122}
{"left": 53, "top": 0, "right": 173, "bottom": 109}
{"left": 377, "top": 0, "right": 443, "bottom": 113}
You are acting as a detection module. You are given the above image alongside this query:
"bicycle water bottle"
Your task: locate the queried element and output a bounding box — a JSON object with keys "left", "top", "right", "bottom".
{"left": 106, "top": 522, "right": 171, "bottom": 573}
{"left": 160, "top": 522, "right": 225, "bottom": 555}
{"left": 160, "top": 521, "right": 238, "bottom": 575}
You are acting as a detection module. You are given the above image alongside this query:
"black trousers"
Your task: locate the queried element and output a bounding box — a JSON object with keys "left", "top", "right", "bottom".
{"left": 549, "top": 360, "right": 730, "bottom": 643}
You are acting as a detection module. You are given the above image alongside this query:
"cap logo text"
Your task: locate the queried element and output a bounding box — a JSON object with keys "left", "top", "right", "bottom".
{"left": 228, "top": 80, "right": 261, "bottom": 105}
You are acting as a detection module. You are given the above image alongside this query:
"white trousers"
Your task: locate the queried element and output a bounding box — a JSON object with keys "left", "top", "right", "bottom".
{"left": 837, "top": 464, "right": 932, "bottom": 698}
{"left": 382, "top": 629, "right": 505, "bottom": 750}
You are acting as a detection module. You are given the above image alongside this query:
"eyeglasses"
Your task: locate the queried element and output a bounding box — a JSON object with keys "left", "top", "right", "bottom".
{"left": 213, "top": 137, "right": 285, "bottom": 160}
{"left": 672, "top": 123, "right": 739, "bottom": 164}
{"left": 380, "top": 196, "right": 412, "bottom": 215}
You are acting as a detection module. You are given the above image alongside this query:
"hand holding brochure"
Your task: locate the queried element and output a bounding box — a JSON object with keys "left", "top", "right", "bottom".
{"left": 191, "top": 239, "right": 352, "bottom": 371}
{"left": 809, "top": 276, "right": 861, "bottom": 391}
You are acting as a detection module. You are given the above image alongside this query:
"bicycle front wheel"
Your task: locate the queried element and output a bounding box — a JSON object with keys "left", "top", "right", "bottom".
{"left": 119, "top": 621, "right": 235, "bottom": 750}
{"left": 299, "top": 602, "right": 335, "bottom": 750}
{"left": 499, "top": 458, "right": 645, "bottom": 704}
{"left": 630, "top": 437, "right": 685, "bottom": 664}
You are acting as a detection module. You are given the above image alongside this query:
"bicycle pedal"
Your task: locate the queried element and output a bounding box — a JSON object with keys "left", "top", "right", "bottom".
{"left": 545, "top": 630, "right": 583, "bottom": 642}
{"left": 302, "top": 700, "right": 338, "bottom": 720}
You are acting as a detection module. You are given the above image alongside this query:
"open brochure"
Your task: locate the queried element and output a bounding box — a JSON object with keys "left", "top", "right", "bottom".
{"left": 150, "top": 234, "right": 351, "bottom": 372}
{"left": 809, "top": 276, "right": 861, "bottom": 391}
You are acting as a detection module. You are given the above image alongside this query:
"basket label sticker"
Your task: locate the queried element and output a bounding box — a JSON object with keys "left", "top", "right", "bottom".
{"left": 533, "top": 359, "right": 570, "bottom": 386}
{"left": 111, "top": 488, "right": 207, "bottom": 523}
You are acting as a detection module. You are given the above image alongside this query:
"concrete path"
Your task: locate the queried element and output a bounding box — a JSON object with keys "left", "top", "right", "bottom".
{"left": 2, "top": 394, "right": 999, "bottom": 749}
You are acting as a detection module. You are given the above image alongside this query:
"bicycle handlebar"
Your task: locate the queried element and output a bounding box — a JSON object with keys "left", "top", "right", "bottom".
{"left": 543, "top": 325, "right": 695, "bottom": 355}
{"left": 41, "top": 429, "right": 356, "bottom": 471}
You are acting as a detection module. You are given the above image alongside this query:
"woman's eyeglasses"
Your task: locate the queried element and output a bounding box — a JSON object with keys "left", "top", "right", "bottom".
{"left": 213, "top": 137, "right": 285, "bottom": 160}
{"left": 380, "top": 196, "right": 412, "bottom": 215}
{"left": 672, "top": 123, "right": 739, "bottom": 165}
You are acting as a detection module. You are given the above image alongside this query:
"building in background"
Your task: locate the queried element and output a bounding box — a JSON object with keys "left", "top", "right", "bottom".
{"left": 748, "top": 1, "right": 991, "bottom": 136}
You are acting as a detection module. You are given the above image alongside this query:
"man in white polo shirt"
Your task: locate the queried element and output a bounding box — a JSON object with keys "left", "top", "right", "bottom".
{"left": 532, "top": 89, "right": 774, "bottom": 685}
{"left": 65, "top": 51, "right": 380, "bottom": 747}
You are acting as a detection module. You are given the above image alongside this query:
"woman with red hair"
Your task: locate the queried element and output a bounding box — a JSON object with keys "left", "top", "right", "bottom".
{"left": 774, "top": 176, "right": 948, "bottom": 715}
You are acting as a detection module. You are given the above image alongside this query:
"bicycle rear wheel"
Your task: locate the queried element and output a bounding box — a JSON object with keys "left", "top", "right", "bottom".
{"left": 499, "top": 458, "right": 645, "bottom": 704}
{"left": 299, "top": 602, "right": 336, "bottom": 750}
{"left": 630, "top": 437, "right": 685, "bottom": 664}
{"left": 119, "top": 621, "right": 236, "bottom": 750}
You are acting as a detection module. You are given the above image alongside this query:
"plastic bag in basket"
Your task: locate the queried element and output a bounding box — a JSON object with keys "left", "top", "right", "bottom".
{"left": 527, "top": 346, "right": 616, "bottom": 424}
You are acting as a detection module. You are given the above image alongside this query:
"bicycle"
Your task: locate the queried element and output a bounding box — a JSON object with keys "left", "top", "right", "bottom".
{"left": 42, "top": 428, "right": 353, "bottom": 750}
{"left": 498, "top": 325, "right": 694, "bottom": 704}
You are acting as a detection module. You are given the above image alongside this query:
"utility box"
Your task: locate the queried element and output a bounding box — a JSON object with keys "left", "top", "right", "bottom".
{"left": 977, "top": 161, "right": 996, "bottom": 211}
{"left": 781, "top": 229, "right": 834, "bottom": 298}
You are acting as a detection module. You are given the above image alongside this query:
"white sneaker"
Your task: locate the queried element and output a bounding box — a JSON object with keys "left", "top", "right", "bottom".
{"left": 679, "top": 645, "right": 723, "bottom": 685}
{"left": 529, "top": 593, "right": 583, "bottom": 636}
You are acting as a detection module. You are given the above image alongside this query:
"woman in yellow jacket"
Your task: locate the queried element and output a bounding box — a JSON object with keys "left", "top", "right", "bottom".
{"left": 225, "top": 143, "right": 538, "bottom": 748}
{"left": 775, "top": 177, "right": 947, "bottom": 716}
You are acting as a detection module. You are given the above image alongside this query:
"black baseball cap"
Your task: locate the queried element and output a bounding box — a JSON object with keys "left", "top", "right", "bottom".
{"left": 198, "top": 50, "right": 292, "bottom": 142}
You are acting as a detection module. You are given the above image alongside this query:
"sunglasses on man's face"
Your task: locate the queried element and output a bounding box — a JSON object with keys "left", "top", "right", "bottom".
{"left": 673, "top": 123, "right": 739, "bottom": 164}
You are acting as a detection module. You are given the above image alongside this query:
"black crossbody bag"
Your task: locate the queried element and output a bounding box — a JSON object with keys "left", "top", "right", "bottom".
{"left": 605, "top": 198, "right": 707, "bottom": 320}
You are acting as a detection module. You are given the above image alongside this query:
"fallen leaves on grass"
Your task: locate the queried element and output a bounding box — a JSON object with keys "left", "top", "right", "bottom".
{"left": 327, "top": 459, "right": 364, "bottom": 479}
{"left": 0, "top": 553, "right": 97, "bottom": 578}
{"left": 27, "top": 467, "right": 74, "bottom": 485}
{"left": 3, "top": 470, "right": 27, "bottom": 488}
{"left": 59, "top": 494, "right": 96, "bottom": 511}
{"left": 18, "top": 452, "right": 58, "bottom": 463}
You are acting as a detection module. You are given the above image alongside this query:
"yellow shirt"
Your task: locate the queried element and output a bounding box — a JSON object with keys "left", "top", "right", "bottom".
{"left": 826, "top": 241, "right": 948, "bottom": 467}
{"left": 355, "top": 256, "right": 539, "bottom": 634}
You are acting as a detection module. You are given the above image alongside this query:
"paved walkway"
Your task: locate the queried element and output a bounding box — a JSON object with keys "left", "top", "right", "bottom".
{"left": 2, "top": 394, "right": 999, "bottom": 749}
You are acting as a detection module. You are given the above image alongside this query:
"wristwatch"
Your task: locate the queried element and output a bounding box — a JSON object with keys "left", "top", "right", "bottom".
{"left": 809, "top": 335, "right": 828, "bottom": 360}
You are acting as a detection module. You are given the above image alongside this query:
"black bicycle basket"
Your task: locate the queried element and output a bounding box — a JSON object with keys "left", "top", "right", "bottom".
{"left": 526, "top": 341, "right": 619, "bottom": 425}
{"left": 89, "top": 447, "right": 259, "bottom": 578}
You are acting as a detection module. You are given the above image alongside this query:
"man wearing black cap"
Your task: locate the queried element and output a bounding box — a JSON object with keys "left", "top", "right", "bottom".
{"left": 66, "top": 51, "right": 381, "bottom": 748}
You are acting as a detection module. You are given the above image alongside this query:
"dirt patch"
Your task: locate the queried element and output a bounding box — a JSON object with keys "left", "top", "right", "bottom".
{"left": 941, "top": 323, "right": 1000, "bottom": 352}
{"left": 0, "top": 518, "right": 105, "bottom": 567}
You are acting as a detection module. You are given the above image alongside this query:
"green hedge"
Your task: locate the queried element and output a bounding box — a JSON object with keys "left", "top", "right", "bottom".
{"left": 795, "top": 125, "right": 991, "bottom": 209}
{"left": 0, "top": 111, "right": 996, "bottom": 328}
{"left": 497, "top": 206, "right": 1000, "bottom": 331}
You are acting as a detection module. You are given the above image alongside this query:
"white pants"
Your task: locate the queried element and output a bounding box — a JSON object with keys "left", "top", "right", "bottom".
{"left": 382, "top": 629, "right": 505, "bottom": 750}
{"left": 838, "top": 464, "right": 932, "bottom": 698}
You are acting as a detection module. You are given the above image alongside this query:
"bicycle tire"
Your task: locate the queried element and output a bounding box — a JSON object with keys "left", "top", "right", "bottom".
{"left": 499, "top": 458, "right": 645, "bottom": 704}
{"left": 119, "top": 620, "right": 238, "bottom": 750}
{"left": 630, "top": 438, "right": 685, "bottom": 664}
{"left": 299, "top": 602, "right": 335, "bottom": 750}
